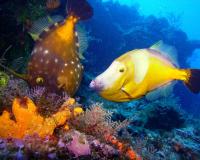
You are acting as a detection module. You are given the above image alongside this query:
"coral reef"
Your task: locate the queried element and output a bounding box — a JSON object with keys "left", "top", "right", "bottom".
{"left": 172, "top": 128, "right": 200, "bottom": 159}
{"left": 28, "top": 87, "right": 69, "bottom": 116}
{"left": 0, "top": 97, "right": 83, "bottom": 138}
{"left": 71, "top": 104, "right": 129, "bottom": 139}
{"left": 0, "top": 0, "right": 200, "bottom": 159}
{"left": 143, "top": 100, "right": 186, "bottom": 131}
{"left": 0, "top": 81, "right": 70, "bottom": 116}
{"left": 0, "top": 78, "right": 140, "bottom": 159}
{"left": 71, "top": 104, "right": 142, "bottom": 159}
{"left": 0, "top": 71, "right": 9, "bottom": 88}
{"left": 64, "top": 130, "right": 91, "bottom": 157}
{"left": 0, "top": 132, "right": 121, "bottom": 159}
{"left": 0, "top": 78, "right": 29, "bottom": 108}
{"left": 78, "top": 82, "right": 200, "bottom": 160}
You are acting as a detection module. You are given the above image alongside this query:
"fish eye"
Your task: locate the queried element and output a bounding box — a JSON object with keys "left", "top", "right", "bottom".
{"left": 36, "top": 77, "right": 44, "bottom": 85}
{"left": 119, "top": 68, "right": 125, "bottom": 73}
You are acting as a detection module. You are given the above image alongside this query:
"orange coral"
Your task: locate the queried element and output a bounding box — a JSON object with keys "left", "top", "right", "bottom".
{"left": 104, "top": 134, "right": 142, "bottom": 160}
{"left": 0, "top": 97, "right": 83, "bottom": 139}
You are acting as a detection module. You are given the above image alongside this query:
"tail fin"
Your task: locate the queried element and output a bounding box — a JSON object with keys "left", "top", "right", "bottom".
{"left": 66, "top": 0, "right": 93, "bottom": 20}
{"left": 185, "top": 69, "right": 200, "bottom": 94}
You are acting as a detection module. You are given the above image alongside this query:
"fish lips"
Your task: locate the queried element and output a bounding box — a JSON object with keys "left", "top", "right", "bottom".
{"left": 89, "top": 80, "right": 104, "bottom": 92}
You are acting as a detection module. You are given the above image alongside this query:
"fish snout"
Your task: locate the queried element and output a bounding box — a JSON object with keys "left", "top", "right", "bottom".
{"left": 89, "top": 80, "right": 104, "bottom": 91}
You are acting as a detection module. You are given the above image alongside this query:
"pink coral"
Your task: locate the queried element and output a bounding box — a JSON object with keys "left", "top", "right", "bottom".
{"left": 66, "top": 130, "right": 91, "bottom": 157}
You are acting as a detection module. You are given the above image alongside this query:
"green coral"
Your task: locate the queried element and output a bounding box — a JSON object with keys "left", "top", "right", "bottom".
{"left": 0, "top": 71, "right": 9, "bottom": 88}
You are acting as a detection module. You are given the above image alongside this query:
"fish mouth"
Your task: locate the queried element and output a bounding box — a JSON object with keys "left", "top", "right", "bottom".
{"left": 89, "top": 80, "right": 104, "bottom": 92}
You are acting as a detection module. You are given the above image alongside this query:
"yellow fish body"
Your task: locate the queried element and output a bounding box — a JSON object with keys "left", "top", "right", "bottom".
{"left": 90, "top": 42, "right": 200, "bottom": 102}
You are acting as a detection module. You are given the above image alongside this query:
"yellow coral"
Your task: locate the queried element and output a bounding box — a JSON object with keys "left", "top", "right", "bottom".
{"left": 73, "top": 107, "right": 84, "bottom": 116}
{"left": 0, "top": 97, "right": 81, "bottom": 139}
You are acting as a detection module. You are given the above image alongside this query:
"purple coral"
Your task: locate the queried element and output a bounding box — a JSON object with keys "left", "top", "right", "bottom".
{"left": 0, "top": 79, "right": 29, "bottom": 107}
{"left": 66, "top": 130, "right": 91, "bottom": 157}
{"left": 27, "top": 86, "right": 46, "bottom": 99}
{"left": 27, "top": 87, "right": 69, "bottom": 116}
{"left": 90, "top": 139, "right": 118, "bottom": 156}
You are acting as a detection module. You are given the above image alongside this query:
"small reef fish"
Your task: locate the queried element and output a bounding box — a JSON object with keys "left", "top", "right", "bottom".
{"left": 90, "top": 41, "right": 200, "bottom": 102}
{"left": 0, "top": 0, "right": 93, "bottom": 96}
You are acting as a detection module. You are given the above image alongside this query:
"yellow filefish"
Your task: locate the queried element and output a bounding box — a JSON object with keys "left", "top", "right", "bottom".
{"left": 90, "top": 41, "right": 200, "bottom": 102}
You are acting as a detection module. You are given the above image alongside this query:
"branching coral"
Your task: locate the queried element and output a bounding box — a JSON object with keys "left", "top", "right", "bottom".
{"left": 70, "top": 104, "right": 142, "bottom": 159}
{"left": 0, "top": 97, "right": 83, "bottom": 139}
{"left": 105, "top": 134, "right": 142, "bottom": 160}
{"left": 71, "top": 103, "right": 129, "bottom": 139}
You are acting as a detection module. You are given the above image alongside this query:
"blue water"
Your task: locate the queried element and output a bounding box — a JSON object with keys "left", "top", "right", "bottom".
{"left": 104, "top": 0, "right": 200, "bottom": 40}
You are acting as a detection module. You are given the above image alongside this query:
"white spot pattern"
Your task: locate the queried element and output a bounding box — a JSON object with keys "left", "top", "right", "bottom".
{"left": 44, "top": 50, "right": 49, "bottom": 55}
{"left": 71, "top": 61, "right": 74, "bottom": 64}
{"left": 55, "top": 58, "right": 58, "bottom": 63}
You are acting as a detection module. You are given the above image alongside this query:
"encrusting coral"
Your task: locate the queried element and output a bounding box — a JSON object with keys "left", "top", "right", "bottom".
{"left": 0, "top": 97, "right": 83, "bottom": 139}
{"left": 105, "top": 134, "right": 142, "bottom": 160}
{"left": 71, "top": 104, "right": 141, "bottom": 160}
{"left": 0, "top": 95, "right": 142, "bottom": 159}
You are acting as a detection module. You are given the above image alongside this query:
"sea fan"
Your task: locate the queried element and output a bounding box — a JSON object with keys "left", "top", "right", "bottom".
{"left": 70, "top": 103, "right": 129, "bottom": 140}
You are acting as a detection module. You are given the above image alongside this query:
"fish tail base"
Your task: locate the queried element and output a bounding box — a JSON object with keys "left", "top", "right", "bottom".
{"left": 66, "top": 0, "right": 93, "bottom": 20}
{"left": 184, "top": 69, "right": 200, "bottom": 94}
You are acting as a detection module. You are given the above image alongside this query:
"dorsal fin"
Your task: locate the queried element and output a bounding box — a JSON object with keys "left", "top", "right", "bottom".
{"left": 75, "top": 24, "right": 91, "bottom": 60}
{"left": 150, "top": 41, "right": 179, "bottom": 67}
{"left": 29, "top": 15, "right": 64, "bottom": 41}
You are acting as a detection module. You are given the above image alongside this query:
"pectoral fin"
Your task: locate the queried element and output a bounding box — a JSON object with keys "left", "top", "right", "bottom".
{"left": 121, "top": 82, "right": 147, "bottom": 100}
{"left": 121, "top": 86, "right": 134, "bottom": 99}
{"left": 29, "top": 33, "right": 40, "bottom": 41}
{"left": 78, "top": 52, "right": 86, "bottom": 60}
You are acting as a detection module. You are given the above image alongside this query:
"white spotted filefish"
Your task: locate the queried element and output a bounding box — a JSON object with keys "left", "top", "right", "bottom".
{"left": 90, "top": 41, "right": 200, "bottom": 102}
{"left": 0, "top": 0, "right": 93, "bottom": 96}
